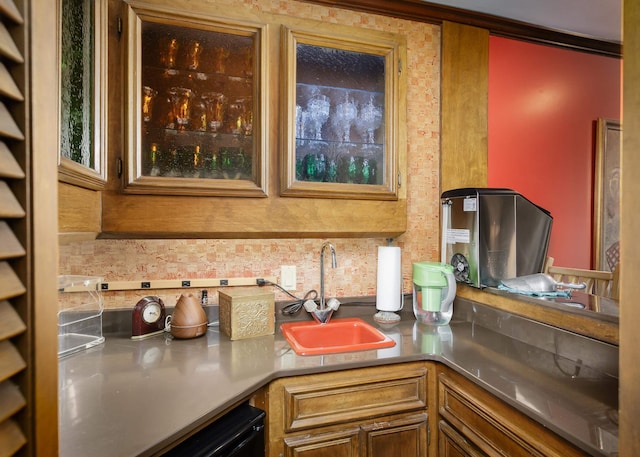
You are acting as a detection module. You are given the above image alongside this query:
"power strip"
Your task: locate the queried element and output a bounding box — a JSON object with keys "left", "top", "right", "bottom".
{"left": 60, "top": 276, "right": 278, "bottom": 292}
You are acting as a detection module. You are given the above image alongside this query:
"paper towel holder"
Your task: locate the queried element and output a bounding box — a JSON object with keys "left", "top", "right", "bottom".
{"left": 374, "top": 244, "right": 403, "bottom": 325}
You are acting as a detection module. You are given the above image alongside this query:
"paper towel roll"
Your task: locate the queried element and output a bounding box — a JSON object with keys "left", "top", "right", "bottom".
{"left": 376, "top": 246, "right": 402, "bottom": 312}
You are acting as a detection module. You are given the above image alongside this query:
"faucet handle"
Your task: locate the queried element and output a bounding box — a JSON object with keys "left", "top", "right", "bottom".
{"left": 303, "top": 299, "right": 318, "bottom": 312}
{"left": 326, "top": 297, "right": 340, "bottom": 311}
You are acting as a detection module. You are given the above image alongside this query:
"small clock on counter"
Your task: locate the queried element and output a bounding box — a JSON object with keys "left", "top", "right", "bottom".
{"left": 132, "top": 296, "right": 167, "bottom": 339}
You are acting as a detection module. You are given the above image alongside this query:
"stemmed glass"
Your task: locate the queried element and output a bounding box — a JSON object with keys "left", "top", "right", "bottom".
{"left": 168, "top": 87, "right": 193, "bottom": 130}
{"left": 202, "top": 92, "right": 227, "bottom": 133}
{"left": 142, "top": 86, "right": 157, "bottom": 134}
{"left": 332, "top": 92, "right": 357, "bottom": 143}
{"left": 142, "top": 86, "right": 157, "bottom": 123}
{"left": 228, "top": 97, "right": 252, "bottom": 135}
{"left": 356, "top": 95, "right": 383, "bottom": 144}
{"left": 295, "top": 104, "right": 308, "bottom": 140}
{"left": 306, "top": 90, "right": 330, "bottom": 141}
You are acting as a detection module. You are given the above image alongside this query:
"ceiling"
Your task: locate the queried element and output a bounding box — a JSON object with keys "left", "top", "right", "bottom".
{"left": 423, "top": 0, "right": 622, "bottom": 43}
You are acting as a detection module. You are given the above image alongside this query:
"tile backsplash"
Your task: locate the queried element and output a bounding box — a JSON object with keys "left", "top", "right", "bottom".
{"left": 58, "top": 0, "right": 442, "bottom": 310}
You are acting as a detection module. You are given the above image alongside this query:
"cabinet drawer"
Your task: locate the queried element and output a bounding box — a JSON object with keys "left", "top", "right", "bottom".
{"left": 284, "top": 426, "right": 361, "bottom": 457}
{"left": 274, "top": 363, "right": 428, "bottom": 432}
{"left": 438, "top": 370, "right": 587, "bottom": 457}
{"left": 282, "top": 412, "right": 428, "bottom": 457}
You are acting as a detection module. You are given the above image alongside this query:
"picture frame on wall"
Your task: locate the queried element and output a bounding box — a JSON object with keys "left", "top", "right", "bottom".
{"left": 593, "top": 118, "right": 622, "bottom": 272}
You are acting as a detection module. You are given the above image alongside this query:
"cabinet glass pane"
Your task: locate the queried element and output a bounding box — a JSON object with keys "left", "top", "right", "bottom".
{"left": 60, "top": 0, "right": 95, "bottom": 168}
{"left": 140, "top": 22, "right": 255, "bottom": 181}
{"left": 295, "top": 44, "right": 385, "bottom": 185}
{"left": 281, "top": 25, "right": 404, "bottom": 200}
{"left": 58, "top": 0, "right": 106, "bottom": 189}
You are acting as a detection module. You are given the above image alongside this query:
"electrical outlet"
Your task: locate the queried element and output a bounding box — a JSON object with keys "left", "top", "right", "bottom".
{"left": 281, "top": 265, "right": 297, "bottom": 290}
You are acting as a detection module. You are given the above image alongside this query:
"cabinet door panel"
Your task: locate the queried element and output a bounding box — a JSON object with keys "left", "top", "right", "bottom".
{"left": 280, "top": 23, "right": 406, "bottom": 200}
{"left": 58, "top": 0, "right": 107, "bottom": 190}
{"left": 438, "top": 369, "right": 587, "bottom": 457}
{"left": 122, "top": 3, "right": 267, "bottom": 197}
{"left": 361, "top": 413, "right": 428, "bottom": 457}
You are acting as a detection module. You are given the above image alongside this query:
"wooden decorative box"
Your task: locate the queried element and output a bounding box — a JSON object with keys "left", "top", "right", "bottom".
{"left": 218, "top": 287, "right": 275, "bottom": 340}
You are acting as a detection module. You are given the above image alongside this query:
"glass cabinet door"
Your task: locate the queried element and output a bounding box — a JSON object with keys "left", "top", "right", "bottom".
{"left": 123, "top": 5, "right": 267, "bottom": 196}
{"left": 280, "top": 26, "right": 405, "bottom": 200}
{"left": 58, "top": 0, "right": 107, "bottom": 189}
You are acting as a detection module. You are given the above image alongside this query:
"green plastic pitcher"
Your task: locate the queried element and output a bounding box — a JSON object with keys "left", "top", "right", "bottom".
{"left": 412, "top": 261, "right": 456, "bottom": 325}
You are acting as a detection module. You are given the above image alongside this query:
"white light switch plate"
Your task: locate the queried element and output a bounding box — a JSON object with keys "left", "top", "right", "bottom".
{"left": 281, "top": 265, "right": 296, "bottom": 290}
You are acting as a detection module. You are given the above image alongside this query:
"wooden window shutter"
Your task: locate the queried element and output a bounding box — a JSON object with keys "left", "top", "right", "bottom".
{"left": 0, "top": 0, "right": 28, "bottom": 455}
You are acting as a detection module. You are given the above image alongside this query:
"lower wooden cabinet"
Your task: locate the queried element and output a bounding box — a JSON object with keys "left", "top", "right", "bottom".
{"left": 264, "top": 362, "right": 433, "bottom": 457}
{"left": 360, "top": 413, "right": 428, "bottom": 457}
{"left": 257, "top": 362, "right": 592, "bottom": 457}
{"left": 437, "top": 366, "right": 588, "bottom": 457}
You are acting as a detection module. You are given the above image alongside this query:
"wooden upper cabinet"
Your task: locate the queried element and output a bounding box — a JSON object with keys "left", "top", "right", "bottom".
{"left": 122, "top": 2, "right": 268, "bottom": 197}
{"left": 280, "top": 24, "right": 406, "bottom": 200}
{"left": 94, "top": 1, "right": 408, "bottom": 238}
{"left": 440, "top": 21, "right": 488, "bottom": 194}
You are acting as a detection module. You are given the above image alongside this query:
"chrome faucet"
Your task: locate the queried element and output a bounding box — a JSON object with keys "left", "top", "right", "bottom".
{"left": 320, "top": 241, "right": 337, "bottom": 310}
{"left": 304, "top": 241, "right": 340, "bottom": 324}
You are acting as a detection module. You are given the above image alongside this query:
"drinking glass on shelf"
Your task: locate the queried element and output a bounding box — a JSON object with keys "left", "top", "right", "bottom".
{"left": 204, "top": 151, "right": 221, "bottom": 179}
{"left": 147, "top": 143, "right": 160, "bottom": 176}
{"left": 239, "top": 46, "right": 254, "bottom": 77}
{"left": 306, "top": 90, "right": 330, "bottom": 141}
{"left": 295, "top": 104, "right": 308, "bottom": 140}
{"left": 213, "top": 45, "right": 230, "bottom": 74}
{"left": 160, "top": 37, "right": 180, "bottom": 69}
{"left": 202, "top": 92, "right": 227, "bottom": 133}
{"left": 176, "top": 145, "right": 195, "bottom": 177}
{"left": 326, "top": 159, "right": 338, "bottom": 182}
{"left": 168, "top": 87, "right": 193, "bottom": 130}
{"left": 332, "top": 92, "right": 357, "bottom": 143}
{"left": 191, "top": 96, "right": 207, "bottom": 132}
{"left": 303, "top": 152, "right": 326, "bottom": 181}
{"left": 240, "top": 97, "right": 253, "bottom": 136}
{"left": 186, "top": 40, "right": 203, "bottom": 70}
{"left": 142, "top": 86, "right": 157, "bottom": 124}
{"left": 192, "top": 145, "right": 205, "bottom": 178}
{"left": 356, "top": 95, "right": 383, "bottom": 144}
{"left": 228, "top": 97, "right": 252, "bottom": 135}
{"left": 164, "top": 147, "right": 181, "bottom": 177}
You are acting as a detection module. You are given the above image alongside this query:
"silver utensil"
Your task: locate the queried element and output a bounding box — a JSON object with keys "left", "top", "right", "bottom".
{"left": 500, "top": 273, "right": 586, "bottom": 293}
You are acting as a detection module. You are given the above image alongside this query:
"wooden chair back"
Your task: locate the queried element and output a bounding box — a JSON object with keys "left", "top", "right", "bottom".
{"left": 544, "top": 256, "right": 619, "bottom": 299}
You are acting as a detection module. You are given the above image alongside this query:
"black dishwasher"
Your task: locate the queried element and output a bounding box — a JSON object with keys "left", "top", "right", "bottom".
{"left": 163, "top": 404, "right": 265, "bottom": 457}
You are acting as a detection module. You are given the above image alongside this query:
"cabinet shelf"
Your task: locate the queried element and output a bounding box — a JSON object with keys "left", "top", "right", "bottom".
{"left": 143, "top": 64, "right": 253, "bottom": 86}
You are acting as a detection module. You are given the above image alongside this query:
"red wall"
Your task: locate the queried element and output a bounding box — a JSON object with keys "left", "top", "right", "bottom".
{"left": 488, "top": 36, "right": 621, "bottom": 269}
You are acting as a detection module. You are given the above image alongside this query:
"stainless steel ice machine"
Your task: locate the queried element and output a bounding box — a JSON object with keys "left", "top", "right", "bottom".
{"left": 441, "top": 188, "right": 553, "bottom": 288}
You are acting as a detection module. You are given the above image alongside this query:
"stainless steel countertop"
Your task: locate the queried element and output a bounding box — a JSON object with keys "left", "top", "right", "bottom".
{"left": 58, "top": 298, "right": 618, "bottom": 457}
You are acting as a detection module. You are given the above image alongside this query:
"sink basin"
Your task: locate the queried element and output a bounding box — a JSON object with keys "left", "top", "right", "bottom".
{"left": 280, "top": 318, "right": 396, "bottom": 355}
